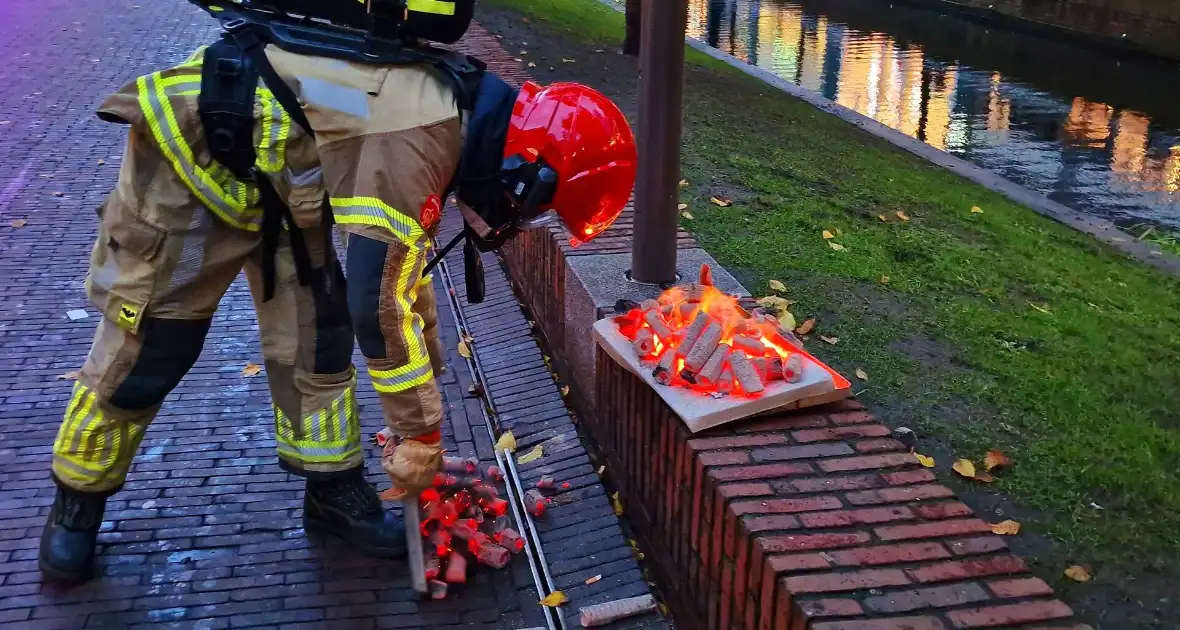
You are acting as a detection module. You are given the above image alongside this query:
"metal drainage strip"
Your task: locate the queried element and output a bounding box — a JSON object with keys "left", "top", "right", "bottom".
{"left": 436, "top": 247, "right": 568, "bottom": 630}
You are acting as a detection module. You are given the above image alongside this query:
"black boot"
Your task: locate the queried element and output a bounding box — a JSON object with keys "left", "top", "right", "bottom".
{"left": 304, "top": 472, "right": 407, "bottom": 558}
{"left": 39, "top": 485, "right": 106, "bottom": 583}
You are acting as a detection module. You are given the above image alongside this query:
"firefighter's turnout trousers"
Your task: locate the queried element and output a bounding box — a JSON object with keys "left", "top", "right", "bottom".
{"left": 52, "top": 45, "right": 457, "bottom": 494}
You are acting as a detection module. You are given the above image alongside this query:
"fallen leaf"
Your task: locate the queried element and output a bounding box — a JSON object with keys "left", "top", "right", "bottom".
{"left": 241, "top": 363, "right": 262, "bottom": 377}
{"left": 990, "top": 519, "right": 1021, "bottom": 535}
{"left": 519, "top": 50, "right": 528, "bottom": 55}
{"left": 56, "top": 371, "right": 80, "bottom": 381}
{"left": 1029, "top": 302, "right": 1051, "bottom": 314}
{"left": 467, "top": 383, "right": 484, "bottom": 398}
{"left": 527, "top": 62, "right": 537, "bottom": 68}
{"left": 677, "top": 203, "right": 688, "bottom": 211}
{"left": 855, "top": 368, "right": 869, "bottom": 381}
{"left": 1064, "top": 565, "right": 1091, "bottom": 582}
{"left": 820, "top": 335, "right": 839, "bottom": 345}
{"left": 913, "top": 452, "right": 935, "bottom": 468}
{"left": 822, "top": 230, "right": 835, "bottom": 239}
{"left": 10, "top": 219, "right": 27, "bottom": 228}
{"left": 378, "top": 487, "right": 404, "bottom": 501}
{"left": 877, "top": 214, "right": 888, "bottom": 222}
{"left": 52, "top": 192, "right": 64, "bottom": 197}
{"left": 984, "top": 449, "right": 1011, "bottom": 472}
{"left": 896, "top": 210, "right": 911, "bottom": 221}
{"left": 952, "top": 458, "right": 977, "bottom": 479}
{"left": 879, "top": 275, "right": 890, "bottom": 284}
{"left": 709, "top": 196, "right": 733, "bottom": 207}
{"left": 795, "top": 318, "right": 816, "bottom": 335}
{"left": 560, "top": 385, "right": 570, "bottom": 396}
{"left": 678, "top": 179, "right": 689, "bottom": 188}
{"left": 756, "top": 296, "right": 794, "bottom": 322}
{"left": 495, "top": 431, "right": 517, "bottom": 454}
{"left": 539, "top": 591, "right": 569, "bottom": 607}
{"left": 769, "top": 279, "right": 787, "bottom": 293}
{"left": 97, "top": 159, "right": 105, "bottom": 165}
{"left": 457, "top": 340, "right": 472, "bottom": 359}
{"left": 585, "top": 574, "right": 602, "bottom": 585}
{"left": 971, "top": 206, "right": 984, "bottom": 214}
{"left": 561, "top": 57, "right": 576, "bottom": 63}
{"left": 517, "top": 445, "right": 543, "bottom": 465}
{"left": 611, "top": 491, "right": 624, "bottom": 515}
{"left": 973, "top": 471, "right": 996, "bottom": 483}
{"left": 596, "top": 465, "right": 606, "bottom": 475}
{"left": 521, "top": 16, "right": 530, "bottom": 22}
{"left": 681, "top": 211, "right": 694, "bottom": 220}
{"left": 828, "top": 242, "right": 846, "bottom": 251}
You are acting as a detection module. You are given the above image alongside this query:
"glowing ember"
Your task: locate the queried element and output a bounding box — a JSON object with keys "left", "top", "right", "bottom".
{"left": 612, "top": 264, "right": 805, "bottom": 397}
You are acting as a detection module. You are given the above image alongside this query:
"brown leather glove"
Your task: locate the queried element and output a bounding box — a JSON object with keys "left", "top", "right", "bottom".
{"left": 381, "top": 430, "right": 443, "bottom": 499}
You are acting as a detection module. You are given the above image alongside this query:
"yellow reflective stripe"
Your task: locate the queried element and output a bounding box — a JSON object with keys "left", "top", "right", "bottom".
{"left": 273, "top": 389, "right": 362, "bottom": 464}
{"left": 369, "top": 360, "right": 433, "bottom": 393}
{"left": 54, "top": 384, "right": 87, "bottom": 452}
{"left": 68, "top": 392, "right": 98, "bottom": 456}
{"left": 397, "top": 245, "right": 428, "bottom": 367}
{"left": 329, "top": 197, "right": 424, "bottom": 246}
{"left": 407, "top": 0, "right": 456, "bottom": 15}
{"left": 137, "top": 73, "right": 262, "bottom": 232}
{"left": 255, "top": 89, "right": 291, "bottom": 174}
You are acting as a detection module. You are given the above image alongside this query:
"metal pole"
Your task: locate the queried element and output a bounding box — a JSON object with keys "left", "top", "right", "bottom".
{"left": 630, "top": 0, "right": 688, "bottom": 285}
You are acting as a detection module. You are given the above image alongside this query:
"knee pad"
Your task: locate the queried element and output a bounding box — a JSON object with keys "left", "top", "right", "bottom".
{"left": 108, "top": 318, "right": 211, "bottom": 410}
{"left": 312, "top": 262, "right": 354, "bottom": 374}
{"left": 345, "top": 235, "right": 390, "bottom": 360}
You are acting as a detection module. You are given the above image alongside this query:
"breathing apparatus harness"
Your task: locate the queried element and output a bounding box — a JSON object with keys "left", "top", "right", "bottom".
{"left": 191, "top": 1, "right": 558, "bottom": 303}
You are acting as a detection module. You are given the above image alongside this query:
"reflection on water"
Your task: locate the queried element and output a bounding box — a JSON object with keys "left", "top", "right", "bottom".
{"left": 689, "top": 0, "right": 1180, "bottom": 229}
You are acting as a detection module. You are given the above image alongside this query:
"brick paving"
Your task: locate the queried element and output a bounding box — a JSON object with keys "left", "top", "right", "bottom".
{"left": 0, "top": 1, "right": 660, "bottom": 628}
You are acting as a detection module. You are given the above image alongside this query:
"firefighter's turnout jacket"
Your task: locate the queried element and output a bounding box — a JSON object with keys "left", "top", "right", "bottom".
{"left": 52, "top": 44, "right": 457, "bottom": 493}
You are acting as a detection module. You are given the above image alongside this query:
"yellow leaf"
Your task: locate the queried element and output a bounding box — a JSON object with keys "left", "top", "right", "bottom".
{"left": 769, "top": 279, "right": 787, "bottom": 293}
{"left": 709, "top": 196, "right": 733, "bottom": 207}
{"left": 822, "top": 230, "right": 835, "bottom": 239}
{"left": 585, "top": 574, "right": 602, "bottom": 585}
{"left": 984, "top": 449, "right": 1011, "bottom": 472}
{"left": 952, "top": 458, "right": 977, "bottom": 479}
{"left": 56, "top": 371, "right": 80, "bottom": 381}
{"left": 679, "top": 179, "right": 689, "bottom": 188}
{"left": 1030, "top": 302, "right": 1051, "bottom": 314}
{"left": 877, "top": 214, "right": 888, "bottom": 222}
{"left": 971, "top": 206, "right": 984, "bottom": 214}
{"left": 241, "top": 363, "right": 262, "bottom": 377}
{"left": 1064, "top": 565, "right": 1091, "bottom": 582}
{"left": 828, "top": 242, "right": 846, "bottom": 251}
{"left": 561, "top": 385, "right": 570, "bottom": 396}
{"left": 457, "top": 340, "right": 472, "bottom": 359}
{"left": 990, "top": 519, "right": 1021, "bottom": 535}
{"left": 677, "top": 203, "right": 688, "bottom": 211}
{"left": 913, "top": 453, "right": 935, "bottom": 468}
{"left": 855, "top": 368, "right": 868, "bottom": 381}
{"left": 495, "top": 431, "right": 517, "bottom": 454}
{"left": 10, "top": 219, "right": 27, "bottom": 228}
{"left": 611, "top": 491, "right": 624, "bottom": 515}
{"left": 820, "top": 335, "right": 839, "bottom": 345}
{"left": 795, "top": 318, "right": 816, "bottom": 335}
{"left": 681, "top": 211, "right": 694, "bottom": 220}
{"left": 756, "top": 296, "right": 794, "bottom": 323}
{"left": 896, "top": 210, "right": 911, "bottom": 221}
{"left": 879, "top": 275, "right": 890, "bottom": 284}
{"left": 539, "top": 591, "right": 569, "bottom": 607}
{"left": 517, "top": 445, "right": 543, "bottom": 465}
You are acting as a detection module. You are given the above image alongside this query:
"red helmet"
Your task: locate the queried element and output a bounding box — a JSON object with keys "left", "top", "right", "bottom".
{"left": 503, "top": 81, "right": 636, "bottom": 246}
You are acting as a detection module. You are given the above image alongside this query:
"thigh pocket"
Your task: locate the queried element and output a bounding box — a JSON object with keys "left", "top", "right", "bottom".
{"left": 86, "top": 203, "right": 169, "bottom": 335}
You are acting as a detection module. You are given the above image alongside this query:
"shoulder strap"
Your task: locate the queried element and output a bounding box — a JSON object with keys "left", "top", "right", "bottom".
{"left": 199, "top": 37, "right": 261, "bottom": 179}
{"left": 223, "top": 22, "right": 314, "bottom": 139}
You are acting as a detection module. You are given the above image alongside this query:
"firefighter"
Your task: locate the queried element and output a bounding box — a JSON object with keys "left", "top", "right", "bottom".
{"left": 38, "top": 0, "right": 636, "bottom": 583}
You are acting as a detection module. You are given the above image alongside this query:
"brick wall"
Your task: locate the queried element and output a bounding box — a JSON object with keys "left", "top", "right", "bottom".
{"left": 946, "top": 0, "right": 1180, "bottom": 58}
{"left": 590, "top": 352, "right": 1085, "bottom": 629}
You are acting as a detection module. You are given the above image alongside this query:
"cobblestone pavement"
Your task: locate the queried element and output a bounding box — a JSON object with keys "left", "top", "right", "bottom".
{"left": 0, "top": 1, "right": 553, "bottom": 628}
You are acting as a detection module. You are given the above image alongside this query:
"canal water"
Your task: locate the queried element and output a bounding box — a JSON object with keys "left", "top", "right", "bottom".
{"left": 688, "top": 0, "right": 1180, "bottom": 231}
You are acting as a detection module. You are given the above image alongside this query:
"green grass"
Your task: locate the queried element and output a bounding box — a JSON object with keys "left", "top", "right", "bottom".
{"left": 485, "top": 0, "right": 1180, "bottom": 566}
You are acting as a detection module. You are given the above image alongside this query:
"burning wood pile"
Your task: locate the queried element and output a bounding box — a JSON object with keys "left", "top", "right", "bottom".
{"left": 612, "top": 265, "right": 806, "bottom": 397}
